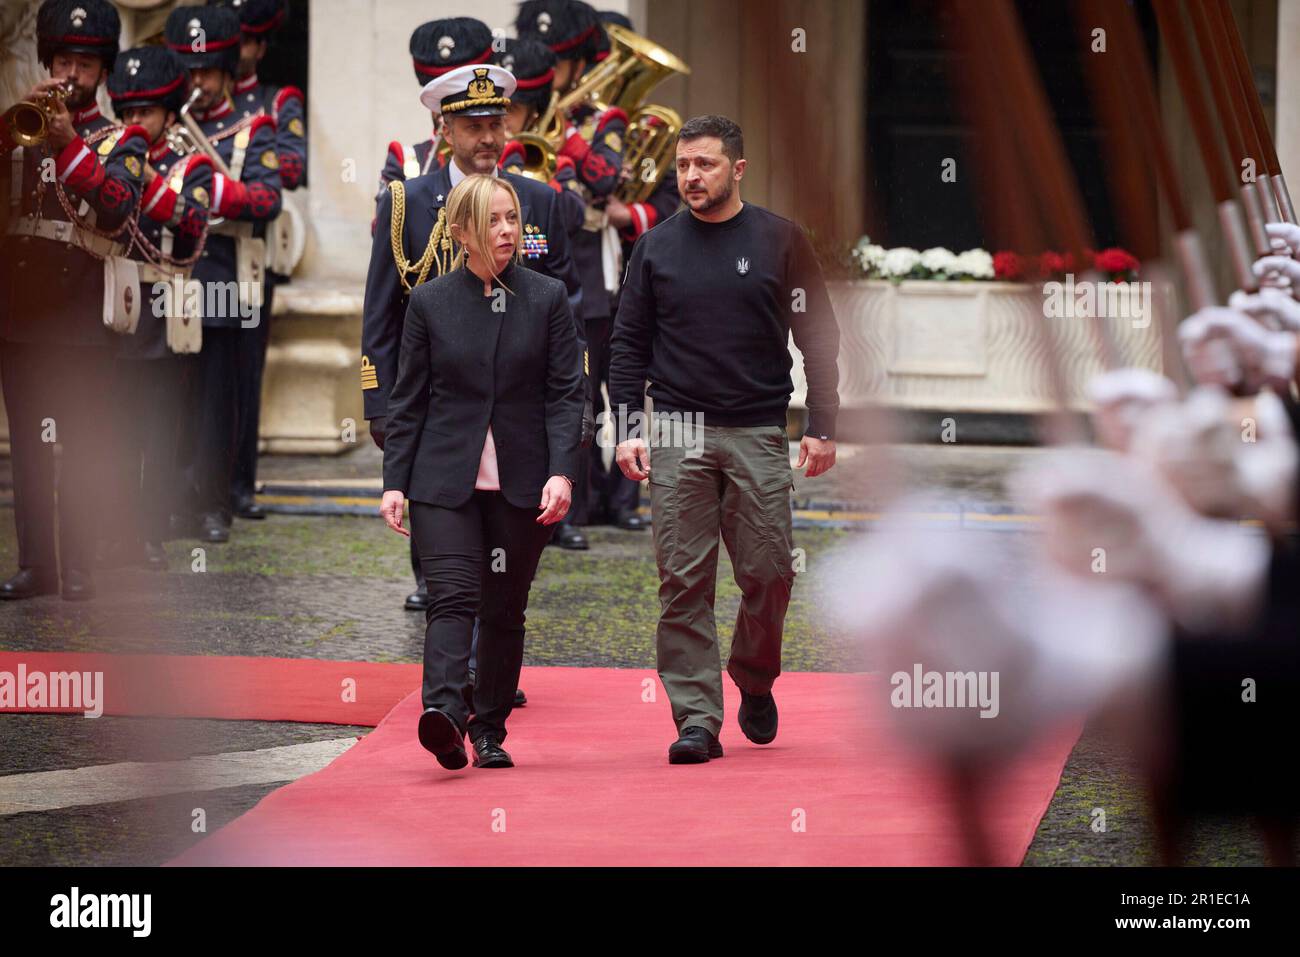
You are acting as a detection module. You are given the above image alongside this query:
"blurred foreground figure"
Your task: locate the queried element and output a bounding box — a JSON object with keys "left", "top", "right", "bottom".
{"left": 830, "top": 507, "right": 1166, "bottom": 865}
{"left": 1029, "top": 338, "right": 1300, "bottom": 862}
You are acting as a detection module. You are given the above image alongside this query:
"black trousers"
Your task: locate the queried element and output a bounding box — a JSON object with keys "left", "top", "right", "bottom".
{"left": 410, "top": 492, "right": 550, "bottom": 742}
{"left": 0, "top": 340, "right": 114, "bottom": 575}
{"left": 110, "top": 356, "right": 189, "bottom": 545}
{"left": 194, "top": 326, "right": 240, "bottom": 521}
{"left": 585, "top": 315, "right": 640, "bottom": 520}
{"left": 232, "top": 278, "right": 275, "bottom": 505}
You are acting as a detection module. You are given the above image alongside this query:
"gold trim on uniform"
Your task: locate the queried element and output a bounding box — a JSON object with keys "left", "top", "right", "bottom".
{"left": 288, "top": 118, "right": 304, "bottom": 137}
{"left": 360, "top": 354, "right": 378, "bottom": 390}
{"left": 260, "top": 150, "right": 279, "bottom": 170}
{"left": 123, "top": 156, "right": 142, "bottom": 178}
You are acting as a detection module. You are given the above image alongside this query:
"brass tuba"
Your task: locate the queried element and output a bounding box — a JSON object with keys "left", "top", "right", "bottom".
{"left": 1, "top": 80, "right": 74, "bottom": 148}
{"left": 531, "top": 23, "right": 689, "bottom": 201}
{"left": 619, "top": 104, "right": 684, "bottom": 204}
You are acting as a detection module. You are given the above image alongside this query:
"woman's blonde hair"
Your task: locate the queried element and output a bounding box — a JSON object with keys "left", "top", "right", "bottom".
{"left": 446, "top": 173, "right": 523, "bottom": 284}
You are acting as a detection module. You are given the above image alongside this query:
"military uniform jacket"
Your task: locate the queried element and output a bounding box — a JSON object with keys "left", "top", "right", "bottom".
{"left": 362, "top": 163, "right": 584, "bottom": 422}
{"left": 190, "top": 97, "right": 282, "bottom": 328}
{"left": 121, "top": 140, "right": 214, "bottom": 360}
{"left": 0, "top": 105, "right": 147, "bottom": 347}
{"left": 231, "top": 73, "right": 307, "bottom": 191}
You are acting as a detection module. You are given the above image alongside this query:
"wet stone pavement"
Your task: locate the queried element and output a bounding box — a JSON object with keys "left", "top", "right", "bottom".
{"left": 0, "top": 443, "right": 1283, "bottom": 865}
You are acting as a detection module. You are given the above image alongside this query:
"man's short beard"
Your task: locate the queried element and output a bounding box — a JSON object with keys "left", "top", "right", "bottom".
{"left": 66, "top": 84, "right": 94, "bottom": 111}
{"left": 693, "top": 175, "right": 735, "bottom": 213}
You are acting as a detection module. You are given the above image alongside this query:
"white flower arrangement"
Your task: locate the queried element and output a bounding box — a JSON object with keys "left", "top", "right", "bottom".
{"left": 853, "top": 236, "right": 996, "bottom": 282}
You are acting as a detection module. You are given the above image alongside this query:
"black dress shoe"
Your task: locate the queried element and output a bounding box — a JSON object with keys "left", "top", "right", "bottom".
{"left": 143, "top": 541, "right": 167, "bottom": 571}
{"left": 0, "top": 568, "right": 57, "bottom": 601}
{"left": 471, "top": 733, "right": 514, "bottom": 768}
{"left": 404, "top": 583, "right": 431, "bottom": 612}
{"left": 200, "top": 513, "right": 230, "bottom": 543}
{"left": 417, "top": 707, "right": 468, "bottom": 770}
{"left": 614, "top": 509, "right": 649, "bottom": 531}
{"left": 668, "top": 726, "right": 723, "bottom": 764}
{"left": 233, "top": 496, "right": 267, "bottom": 520}
{"left": 60, "top": 569, "right": 95, "bottom": 602}
{"left": 552, "top": 523, "right": 589, "bottom": 550}
{"left": 514, "top": 687, "right": 527, "bottom": 707}
{"left": 738, "top": 688, "right": 778, "bottom": 745}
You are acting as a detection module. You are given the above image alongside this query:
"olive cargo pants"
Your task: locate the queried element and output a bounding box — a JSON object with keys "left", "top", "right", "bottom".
{"left": 648, "top": 419, "right": 797, "bottom": 739}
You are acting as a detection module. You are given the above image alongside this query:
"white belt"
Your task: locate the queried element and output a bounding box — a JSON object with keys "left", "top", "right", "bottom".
{"left": 5, "top": 216, "right": 125, "bottom": 259}
{"left": 138, "top": 262, "right": 192, "bottom": 285}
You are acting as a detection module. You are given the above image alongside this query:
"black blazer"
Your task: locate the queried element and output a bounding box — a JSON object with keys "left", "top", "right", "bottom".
{"left": 382, "top": 261, "right": 585, "bottom": 509}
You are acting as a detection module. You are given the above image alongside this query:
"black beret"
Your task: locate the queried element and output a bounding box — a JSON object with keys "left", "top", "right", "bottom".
{"left": 515, "top": 0, "right": 600, "bottom": 62}
{"left": 36, "top": 0, "right": 121, "bottom": 72}
{"left": 410, "top": 17, "right": 495, "bottom": 86}
{"left": 107, "top": 45, "right": 187, "bottom": 114}
{"left": 165, "top": 4, "right": 241, "bottom": 75}
{"left": 210, "top": 0, "right": 288, "bottom": 36}
{"left": 492, "top": 38, "right": 555, "bottom": 111}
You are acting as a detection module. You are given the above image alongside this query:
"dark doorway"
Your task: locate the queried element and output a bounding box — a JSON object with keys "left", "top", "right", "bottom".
{"left": 865, "top": 0, "right": 1159, "bottom": 254}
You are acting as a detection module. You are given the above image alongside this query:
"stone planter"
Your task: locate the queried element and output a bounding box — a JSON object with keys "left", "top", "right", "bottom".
{"left": 790, "top": 278, "right": 1166, "bottom": 414}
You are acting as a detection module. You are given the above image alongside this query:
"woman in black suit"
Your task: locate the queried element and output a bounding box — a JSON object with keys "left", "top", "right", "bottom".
{"left": 380, "top": 174, "right": 585, "bottom": 771}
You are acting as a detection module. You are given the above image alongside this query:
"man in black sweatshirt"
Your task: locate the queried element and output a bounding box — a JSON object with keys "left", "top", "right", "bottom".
{"left": 609, "top": 114, "right": 841, "bottom": 764}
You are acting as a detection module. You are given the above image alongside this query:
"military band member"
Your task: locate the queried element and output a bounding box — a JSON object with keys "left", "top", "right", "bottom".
{"left": 0, "top": 0, "right": 147, "bottom": 600}
{"left": 517, "top": 0, "right": 628, "bottom": 548}
{"left": 363, "top": 64, "right": 587, "bottom": 715}
{"left": 103, "top": 46, "right": 214, "bottom": 570}
{"left": 373, "top": 17, "right": 495, "bottom": 207}
{"left": 592, "top": 102, "right": 681, "bottom": 529}
{"left": 165, "top": 3, "right": 282, "bottom": 544}
{"left": 492, "top": 36, "right": 584, "bottom": 237}
{"left": 214, "top": 0, "right": 307, "bottom": 522}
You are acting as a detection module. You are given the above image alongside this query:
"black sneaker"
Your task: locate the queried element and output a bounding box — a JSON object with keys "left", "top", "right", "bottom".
{"left": 668, "top": 726, "right": 723, "bottom": 764}
{"left": 417, "top": 707, "right": 467, "bottom": 770}
{"left": 737, "top": 689, "right": 778, "bottom": 745}
{"left": 471, "top": 734, "right": 514, "bottom": 768}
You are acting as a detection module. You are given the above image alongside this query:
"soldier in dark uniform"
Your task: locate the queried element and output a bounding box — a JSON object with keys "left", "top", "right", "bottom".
{"left": 374, "top": 17, "right": 495, "bottom": 206}
{"left": 165, "top": 4, "right": 282, "bottom": 544}
{"left": 103, "top": 46, "right": 214, "bottom": 571}
{"left": 0, "top": 0, "right": 147, "bottom": 601}
{"left": 365, "top": 63, "right": 589, "bottom": 704}
{"left": 214, "top": 0, "right": 306, "bottom": 522}
{"left": 493, "top": 36, "right": 585, "bottom": 239}
{"left": 517, "top": 0, "right": 628, "bottom": 549}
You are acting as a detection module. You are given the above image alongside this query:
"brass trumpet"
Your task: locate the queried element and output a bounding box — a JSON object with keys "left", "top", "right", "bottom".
{"left": 1, "top": 80, "right": 74, "bottom": 148}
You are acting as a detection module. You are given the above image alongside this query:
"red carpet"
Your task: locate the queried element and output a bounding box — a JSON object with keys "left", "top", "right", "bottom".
{"left": 0, "top": 651, "right": 416, "bottom": 726}
{"left": 170, "top": 668, "right": 1079, "bottom": 866}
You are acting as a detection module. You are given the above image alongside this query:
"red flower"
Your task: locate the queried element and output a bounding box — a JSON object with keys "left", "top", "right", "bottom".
{"left": 993, "top": 251, "right": 1024, "bottom": 280}
{"left": 1094, "top": 247, "right": 1140, "bottom": 275}
{"left": 1038, "top": 251, "right": 1067, "bottom": 277}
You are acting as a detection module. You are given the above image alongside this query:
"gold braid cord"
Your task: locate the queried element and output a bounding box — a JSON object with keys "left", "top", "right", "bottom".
{"left": 388, "top": 179, "right": 452, "bottom": 294}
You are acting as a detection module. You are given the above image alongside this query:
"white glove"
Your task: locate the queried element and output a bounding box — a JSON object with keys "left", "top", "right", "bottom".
{"left": 1252, "top": 254, "right": 1300, "bottom": 293}
{"left": 1016, "top": 450, "right": 1271, "bottom": 636}
{"left": 1130, "top": 386, "right": 1241, "bottom": 517}
{"left": 1179, "top": 306, "right": 1297, "bottom": 392}
{"left": 827, "top": 502, "right": 1166, "bottom": 760}
{"left": 1265, "top": 222, "right": 1300, "bottom": 257}
{"left": 1228, "top": 287, "right": 1300, "bottom": 331}
{"left": 1235, "top": 389, "right": 1299, "bottom": 531}
{"left": 1086, "top": 368, "right": 1178, "bottom": 452}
